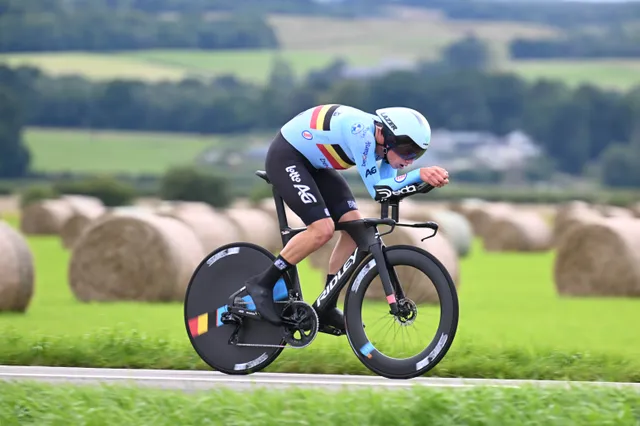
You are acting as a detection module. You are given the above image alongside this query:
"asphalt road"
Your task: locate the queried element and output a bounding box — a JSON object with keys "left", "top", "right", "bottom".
{"left": 2, "top": 366, "right": 640, "bottom": 392}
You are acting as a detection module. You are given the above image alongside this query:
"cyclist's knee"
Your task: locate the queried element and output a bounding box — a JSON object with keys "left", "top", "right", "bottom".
{"left": 338, "top": 209, "right": 363, "bottom": 222}
{"left": 307, "top": 218, "right": 335, "bottom": 247}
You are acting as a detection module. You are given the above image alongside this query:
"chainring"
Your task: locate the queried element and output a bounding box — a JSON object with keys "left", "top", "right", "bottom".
{"left": 281, "top": 301, "right": 319, "bottom": 348}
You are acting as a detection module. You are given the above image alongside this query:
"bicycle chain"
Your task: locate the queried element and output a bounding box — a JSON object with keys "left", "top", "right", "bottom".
{"left": 229, "top": 300, "right": 313, "bottom": 349}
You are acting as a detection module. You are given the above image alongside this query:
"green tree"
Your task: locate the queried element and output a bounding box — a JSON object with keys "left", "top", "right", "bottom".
{"left": 599, "top": 142, "right": 640, "bottom": 188}
{"left": 0, "top": 85, "right": 30, "bottom": 178}
{"left": 160, "top": 166, "right": 232, "bottom": 208}
{"left": 442, "top": 33, "right": 493, "bottom": 71}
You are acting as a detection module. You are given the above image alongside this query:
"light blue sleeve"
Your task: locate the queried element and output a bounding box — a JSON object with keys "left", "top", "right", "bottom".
{"left": 344, "top": 123, "right": 423, "bottom": 199}
{"left": 376, "top": 165, "right": 422, "bottom": 192}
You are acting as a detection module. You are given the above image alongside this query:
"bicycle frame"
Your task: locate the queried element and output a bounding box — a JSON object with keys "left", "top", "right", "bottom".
{"left": 271, "top": 183, "right": 403, "bottom": 316}
{"left": 253, "top": 168, "right": 438, "bottom": 321}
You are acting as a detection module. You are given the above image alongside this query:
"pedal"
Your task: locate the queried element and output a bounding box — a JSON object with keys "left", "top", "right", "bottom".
{"left": 318, "top": 324, "right": 344, "bottom": 336}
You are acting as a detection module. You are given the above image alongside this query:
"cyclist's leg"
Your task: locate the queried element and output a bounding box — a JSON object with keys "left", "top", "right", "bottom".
{"left": 314, "top": 168, "right": 363, "bottom": 272}
{"left": 311, "top": 168, "right": 363, "bottom": 330}
{"left": 244, "top": 132, "right": 334, "bottom": 325}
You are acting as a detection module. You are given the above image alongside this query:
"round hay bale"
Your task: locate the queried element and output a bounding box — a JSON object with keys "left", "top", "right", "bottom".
{"left": 554, "top": 217, "right": 640, "bottom": 297}
{"left": 224, "top": 207, "right": 281, "bottom": 253}
{"left": 595, "top": 205, "right": 635, "bottom": 219}
{"left": 230, "top": 198, "right": 252, "bottom": 209}
{"left": 398, "top": 201, "right": 473, "bottom": 258}
{"left": 554, "top": 200, "right": 593, "bottom": 231}
{"left": 356, "top": 198, "right": 380, "bottom": 218}
{"left": 448, "top": 198, "right": 487, "bottom": 216}
{"left": 59, "top": 197, "right": 107, "bottom": 250}
{"left": 466, "top": 202, "right": 516, "bottom": 238}
{"left": 60, "top": 210, "right": 105, "bottom": 250}
{"left": 553, "top": 204, "right": 602, "bottom": 246}
{"left": 483, "top": 211, "right": 552, "bottom": 252}
{"left": 20, "top": 199, "right": 74, "bottom": 235}
{"left": 158, "top": 202, "right": 242, "bottom": 252}
{"left": 0, "top": 195, "right": 19, "bottom": 215}
{"left": 80, "top": 206, "right": 160, "bottom": 236}
{"left": 363, "top": 222, "right": 459, "bottom": 304}
{"left": 518, "top": 203, "right": 557, "bottom": 226}
{"left": 0, "top": 221, "right": 35, "bottom": 312}
{"left": 68, "top": 212, "right": 206, "bottom": 302}
{"left": 61, "top": 195, "right": 105, "bottom": 213}
{"left": 257, "top": 198, "right": 306, "bottom": 228}
{"left": 424, "top": 210, "right": 473, "bottom": 257}
{"left": 106, "top": 206, "right": 158, "bottom": 216}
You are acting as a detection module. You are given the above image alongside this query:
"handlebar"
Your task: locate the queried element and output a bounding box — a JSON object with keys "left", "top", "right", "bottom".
{"left": 372, "top": 181, "right": 437, "bottom": 224}
{"left": 363, "top": 217, "right": 396, "bottom": 229}
{"left": 373, "top": 181, "right": 435, "bottom": 203}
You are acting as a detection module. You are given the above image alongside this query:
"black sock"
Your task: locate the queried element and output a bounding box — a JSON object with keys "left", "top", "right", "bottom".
{"left": 325, "top": 274, "right": 336, "bottom": 287}
{"left": 322, "top": 273, "right": 339, "bottom": 310}
{"left": 254, "top": 254, "right": 293, "bottom": 289}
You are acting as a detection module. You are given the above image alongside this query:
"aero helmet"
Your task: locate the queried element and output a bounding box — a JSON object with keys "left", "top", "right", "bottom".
{"left": 375, "top": 107, "right": 431, "bottom": 161}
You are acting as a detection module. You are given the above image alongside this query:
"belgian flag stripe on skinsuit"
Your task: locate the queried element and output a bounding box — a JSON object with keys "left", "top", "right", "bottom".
{"left": 316, "top": 144, "right": 355, "bottom": 170}
{"left": 309, "top": 104, "right": 340, "bottom": 130}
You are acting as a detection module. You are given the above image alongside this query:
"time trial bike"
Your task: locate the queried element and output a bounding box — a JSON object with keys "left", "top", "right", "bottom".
{"left": 183, "top": 170, "right": 459, "bottom": 379}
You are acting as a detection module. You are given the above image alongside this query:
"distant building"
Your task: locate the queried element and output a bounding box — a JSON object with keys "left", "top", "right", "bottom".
{"left": 198, "top": 128, "right": 541, "bottom": 174}
{"left": 417, "top": 129, "right": 541, "bottom": 172}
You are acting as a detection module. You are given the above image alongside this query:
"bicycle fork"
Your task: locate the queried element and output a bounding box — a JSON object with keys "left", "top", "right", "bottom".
{"left": 368, "top": 243, "right": 401, "bottom": 315}
{"left": 340, "top": 220, "right": 403, "bottom": 316}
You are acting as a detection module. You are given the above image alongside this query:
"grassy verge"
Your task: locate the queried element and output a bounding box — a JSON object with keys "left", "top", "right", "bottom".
{"left": 1, "top": 326, "right": 639, "bottom": 382}
{"left": 1, "top": 381, "right": 639, "bottom": 425}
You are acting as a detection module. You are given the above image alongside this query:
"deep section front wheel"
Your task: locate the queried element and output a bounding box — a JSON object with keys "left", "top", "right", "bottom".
{"left": 344, "top": 245, "right": 459, "bottom": 379}
{"left": 184, "top": 242, "right": 292, "bottom": 375}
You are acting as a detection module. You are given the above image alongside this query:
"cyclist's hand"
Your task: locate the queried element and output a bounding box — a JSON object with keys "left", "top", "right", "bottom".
{"left": 420, "top": 166, "right": 449, "bottom": 188}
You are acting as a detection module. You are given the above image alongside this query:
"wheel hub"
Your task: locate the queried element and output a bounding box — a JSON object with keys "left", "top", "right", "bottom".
{"left": 394, "top": 298, "right": 417, "bottom": 326}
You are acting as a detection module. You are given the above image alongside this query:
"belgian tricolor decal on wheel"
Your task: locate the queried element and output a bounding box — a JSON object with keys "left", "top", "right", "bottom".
{"left": 310, "top": 104, "right": 340, "bottom": 131}
{"left": 188, "top": 312, "right": 212, "bottom": 337}
{"left": 316, "top": 144, "right": 355, "bottom": 170}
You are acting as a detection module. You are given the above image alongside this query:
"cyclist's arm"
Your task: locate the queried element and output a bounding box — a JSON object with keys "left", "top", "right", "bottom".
{"left": 376, "top": 162, "right": 423, "bottom": 192}
{"left": 347, "top": 127, "right": 423, "bottom": 199}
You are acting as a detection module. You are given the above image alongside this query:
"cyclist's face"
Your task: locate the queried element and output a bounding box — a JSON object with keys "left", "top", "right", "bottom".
{"left": 374, "top": 123, "right": 418, "bottom": 169}
{"left": 386, "top": 149, "right": 414, "bottom": 169}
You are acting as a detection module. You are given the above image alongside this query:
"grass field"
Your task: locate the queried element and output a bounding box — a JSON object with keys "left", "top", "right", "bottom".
{"left": 23, "top": 127, "right": 227, "bottom": 175}
{"left": 14, "top": 7, "right": 640, "bottom": 90}
{"left": 1, "top": 212, "right": 640, "bottom": 381}
{"left": 1, "top": 8, "right": 637, "bottom": 90}
{"left": 2, "top": 382, "right": 639, "bottom": 425}
{"left": 503, "top": 59, "right": 640, "bottom": 91}
{"left": 2, "top": 7, "right": 639, "bottom": 91}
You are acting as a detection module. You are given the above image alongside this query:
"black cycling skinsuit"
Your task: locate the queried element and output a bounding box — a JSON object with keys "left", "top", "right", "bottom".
{"left": 265, "top": 131, "right": 359, "bottom": 226}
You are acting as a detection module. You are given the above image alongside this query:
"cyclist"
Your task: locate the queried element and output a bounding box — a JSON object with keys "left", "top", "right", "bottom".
{"left": 245, "top": 104, "right": 450, "bottom": 330}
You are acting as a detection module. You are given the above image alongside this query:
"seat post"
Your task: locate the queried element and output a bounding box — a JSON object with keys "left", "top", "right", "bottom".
{"left": 272, "top": 186, "right": 292, "bottom": 243}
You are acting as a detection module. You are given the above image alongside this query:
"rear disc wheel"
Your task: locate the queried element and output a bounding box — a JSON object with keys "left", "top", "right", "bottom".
{"left": 184, "top": 242, "right": 292, "bottom": 375}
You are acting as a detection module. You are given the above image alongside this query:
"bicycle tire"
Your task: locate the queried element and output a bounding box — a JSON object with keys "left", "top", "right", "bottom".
{"left": 184, "top": 242, "right": 292, "bottom": 375}
{"left": 344, "top": 245, "right": 459, "bottom": 379}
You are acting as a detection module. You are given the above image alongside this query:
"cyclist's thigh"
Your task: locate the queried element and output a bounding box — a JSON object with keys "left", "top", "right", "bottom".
{"left": 265, "top": 132, "right": 331, "bottom": 226}
{"left": 313, "top": 168, "right": 359, "bottom": 223}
